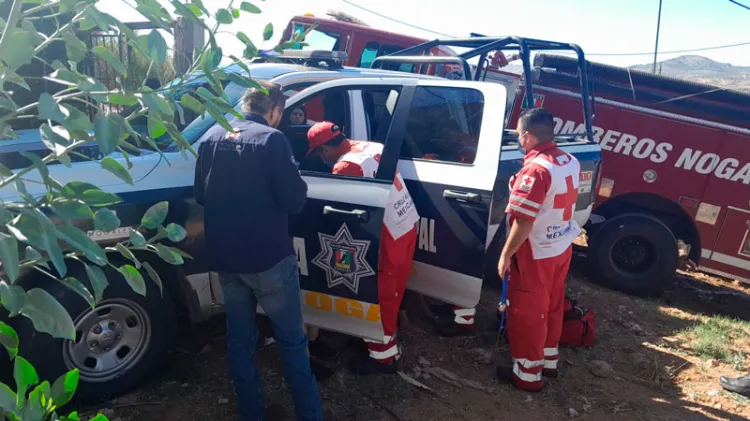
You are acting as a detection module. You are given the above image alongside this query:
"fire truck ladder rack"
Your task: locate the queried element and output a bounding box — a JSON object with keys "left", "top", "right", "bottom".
{"left": 371, "top": 36, "right": 595, "bottom": 142}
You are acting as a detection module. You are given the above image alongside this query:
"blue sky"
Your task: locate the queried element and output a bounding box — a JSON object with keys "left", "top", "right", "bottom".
{"left": 99, "top": 0, "right": 750, "bottom": 67}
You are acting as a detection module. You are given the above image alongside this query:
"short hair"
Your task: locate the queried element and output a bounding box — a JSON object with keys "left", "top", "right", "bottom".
{"left": 518, "top": 107, "right": 555, "bottom": 142}
{"left": 241, "top": 80, "right": 285, "bottom": 115}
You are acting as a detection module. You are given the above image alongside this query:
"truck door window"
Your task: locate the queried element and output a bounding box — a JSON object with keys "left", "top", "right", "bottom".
{"left": 358, "top": 42, "right": 379, "bottom": 68}
{"left": 400, "top": 86, "right": 484, "bottom": 164}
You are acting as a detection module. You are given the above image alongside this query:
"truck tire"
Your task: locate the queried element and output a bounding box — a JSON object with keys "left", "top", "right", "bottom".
{"left": 13, "top": 262, "right": 177, "bottom": 403}
{"left": 587, "top": 213, "right": 678, "bottom": 296}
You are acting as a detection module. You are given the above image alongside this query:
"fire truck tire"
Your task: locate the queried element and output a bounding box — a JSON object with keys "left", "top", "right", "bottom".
{"left": 12, "top": 261, "right": 177, "bottom": 403}
{"left": 587, "top": 213, "right": 678, "bottom": 296}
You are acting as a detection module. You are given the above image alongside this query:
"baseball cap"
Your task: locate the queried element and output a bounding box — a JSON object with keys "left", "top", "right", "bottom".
{"left": 307, "top": 121, "right": 343, "bottom": 155}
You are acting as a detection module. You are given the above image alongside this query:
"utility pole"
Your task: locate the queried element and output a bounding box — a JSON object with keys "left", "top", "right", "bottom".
{"left": 652, "top": 0, "right": 663, "bottom": 73}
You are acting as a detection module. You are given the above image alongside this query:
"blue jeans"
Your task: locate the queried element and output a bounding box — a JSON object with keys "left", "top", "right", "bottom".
{"left": 219, "top": 255, "right": 323, "bottom": 421}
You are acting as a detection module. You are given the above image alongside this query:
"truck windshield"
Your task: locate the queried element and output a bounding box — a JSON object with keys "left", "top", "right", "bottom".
{"left": 161, "top": 66, "right": 298, "bottom": 152}
{"left": 289, "top": 24, "right": 340, "bottom": 51}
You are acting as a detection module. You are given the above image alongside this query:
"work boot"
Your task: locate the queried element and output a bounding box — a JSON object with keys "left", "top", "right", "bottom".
{"left": 309, "top": 339, "right": 338, "bottom": 360}
{"left": 266, "top": 404, "right": 287, "bottom": 421}
{"left": 720, "top": 374, "right": 750, "bottom": 395}
{"left": 542, "top": 368, "right": 559, "bottom": 379}
{"left": 346, "top": 337, "right": 369, "bottom": 355}
{"left": 348, "top": 354, "right": 397, "bottom": 375}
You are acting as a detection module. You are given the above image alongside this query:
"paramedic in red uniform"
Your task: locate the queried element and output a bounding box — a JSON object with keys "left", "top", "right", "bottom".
{"left": 495, "top": 108, "right": 581, "bottom": 392}
{"left": 306, "top": 121, "right": 419, "bottom": 375}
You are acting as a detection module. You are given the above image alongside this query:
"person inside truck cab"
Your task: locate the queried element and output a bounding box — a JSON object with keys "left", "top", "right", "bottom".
{"left": 306, "top": 121, "right": 420, "bottom": 375}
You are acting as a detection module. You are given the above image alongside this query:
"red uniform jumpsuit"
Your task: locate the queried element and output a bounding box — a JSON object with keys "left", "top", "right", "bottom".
{"left": 332, "top": 140, "right": 419, "bottom": 364}
{"left": 504, "top": 141, "right": 581, "bottom": 391}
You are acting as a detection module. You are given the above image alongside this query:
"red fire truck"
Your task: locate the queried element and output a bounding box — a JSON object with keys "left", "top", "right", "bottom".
{"left": 280, "top": 14, "right": 750, "bottom": 296}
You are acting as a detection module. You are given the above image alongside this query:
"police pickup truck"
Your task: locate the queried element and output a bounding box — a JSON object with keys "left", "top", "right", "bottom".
{"left": 0, "top": 41, "right": 602, "bottom": 401}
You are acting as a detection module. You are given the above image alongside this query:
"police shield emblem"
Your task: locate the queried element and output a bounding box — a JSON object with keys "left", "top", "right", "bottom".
{"left": 312, "top": 224, "right": 375, "bottom": 294}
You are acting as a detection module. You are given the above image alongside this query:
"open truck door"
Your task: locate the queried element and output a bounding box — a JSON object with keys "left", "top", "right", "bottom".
{"left": 392, "top": 79, "right": 507, "bottom": 308}
{"left": 278, "top": 77, "right": 420, "bottom": 342}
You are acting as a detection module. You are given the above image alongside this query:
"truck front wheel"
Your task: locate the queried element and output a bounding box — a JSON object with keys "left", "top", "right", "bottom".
{"left": 587, "top": 213, "right": 678, "bottom": 296}
{"left": 14, "top": 263, "right": 177, "bottom": 403}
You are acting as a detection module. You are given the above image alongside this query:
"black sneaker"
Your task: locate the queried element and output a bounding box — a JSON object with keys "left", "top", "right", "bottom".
{"left": 310, "top": 359, "right": 335, "bottom": 382}
{"left": 309, "top": 339, "right": 338, "bottom": 360}
{"left": 348, "top": 354, "right": 397, "bottom": 375}
{"left": 346, "top": 337, "right": 369, "bottom": 355}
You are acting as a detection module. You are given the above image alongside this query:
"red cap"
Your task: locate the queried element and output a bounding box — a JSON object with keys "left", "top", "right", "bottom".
{"left": 307, "top": 121, "right": 343, "bottom": 154}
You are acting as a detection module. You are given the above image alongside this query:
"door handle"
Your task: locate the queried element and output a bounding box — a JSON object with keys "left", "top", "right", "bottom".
{"left": 323, "top": 206, "right": 370, "bottom": 222}
{"left": 443, "top": 189, "right": 482, "bottom": 204}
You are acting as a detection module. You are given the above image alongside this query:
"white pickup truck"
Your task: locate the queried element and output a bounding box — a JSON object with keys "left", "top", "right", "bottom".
{"left": 0, "top": 43, "right": 602, "bottom": 401}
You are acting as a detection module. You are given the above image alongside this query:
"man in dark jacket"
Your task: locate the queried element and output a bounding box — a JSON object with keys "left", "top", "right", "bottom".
{"left": 194, "top": 80, "right": 323, "bottom": 421}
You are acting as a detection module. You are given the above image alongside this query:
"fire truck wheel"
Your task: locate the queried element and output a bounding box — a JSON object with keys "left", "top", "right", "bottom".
{"left": 12, "top": 261, "right": 177, "bottom": 403}
{"left": 587, "top": 213, "right": 678, "bottom": 296}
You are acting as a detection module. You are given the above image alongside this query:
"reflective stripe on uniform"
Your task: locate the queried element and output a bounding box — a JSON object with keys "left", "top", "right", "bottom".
{"left": 510, "top": 195, "right": 541, "bottom": 209}
{"left": 454, "top": 308, "right": 476, "bottom": 317}
{"left": 369, "top": 344, "right": 400, "bottom": 361}
{"left": 506, "top": 204, "right": 538, "bottom": 218}
{"left": 513, "top": 358, "right": 544, "bottom": 383}
{"left": 544, "top": 359, "right": 558, "bottom": 370}
{"left": 544, "top": 347, "right": 558, "bottom": 357}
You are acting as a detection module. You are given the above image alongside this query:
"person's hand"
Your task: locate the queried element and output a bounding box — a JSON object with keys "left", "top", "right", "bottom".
{"left": 497, "top": 252, "right": 512, "bottom": 279}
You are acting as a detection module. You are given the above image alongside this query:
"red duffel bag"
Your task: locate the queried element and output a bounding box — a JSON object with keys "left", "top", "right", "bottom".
{"left": 559, "top": 297, "right": 596, "bottom": 347}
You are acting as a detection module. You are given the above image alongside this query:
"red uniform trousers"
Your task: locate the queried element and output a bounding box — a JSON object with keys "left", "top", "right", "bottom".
{"left": 364, "top": 225, "right": 417, "bottom": 364}
{"left": 507, "top": 241, "right": 572, "bottom": 391}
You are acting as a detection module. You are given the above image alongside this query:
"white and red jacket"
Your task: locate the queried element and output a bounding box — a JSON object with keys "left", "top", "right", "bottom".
{"left": 506, "top": 141, "right": 582, "bottom": 259}
{"left": 333, "top": 140, "right": 420, "bottom": 239}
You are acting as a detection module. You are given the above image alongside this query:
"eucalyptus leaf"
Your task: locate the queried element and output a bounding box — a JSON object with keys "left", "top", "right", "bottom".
{"left": 147, "top": 29, "right": 168, "bottom": 65}
{"left": 55, "top": 225, "right": 108, "bottom": 267}
{"left": 62, "top": 105, "right": 94, "bottom": 132}
{"left": 263, "top": 23, "right": 274, "bottom": 41}
{"left": 19, "top": 151, "right": 48, "bottom": 181}
{"left": 153, "top": 244, "right": 184, "bottom": 265}
{"left": 108, "top": 93, "right": 139, "bottom": 106}
{"left": 118, "top": 265, "right": 146, "bottom": 296}
{"left": 166, "top": 223, "right": 187, "bottom": 242}
{"left": 39, "top": 124, "right": 70, "bottom": 157}
{"left": 24, "top": 246, "right": 48, "bottom": 270}
{"left": 0, "top": 233, "right": 19, "bottom": 282}
{"left": 116, "top": 243, "right": 140, "bottom": 268}
{"left": 20, "top": 288, "right": 76, "bottom": 340}
{"left": 59, "top": 277, "right": 95, "bottom": 308}
{"left": 51, "top": 369, "right": 79, "bottom": 408}
{"left": 180, "top": 93, "right": 205, "bottom": 114}
{"left": 14, "top": 356, "right": 38, "bottom": 408}
{"left": 62, "top": 32, "right": 88, "bottom": 63}
{"left": 81, "top": 190, "right": 122, "bottom": 207}
{"left": 142, "top": 261, "right": 163, "bottom": 296}
{"left": 0, "top": 383, "right": 18, "bottom": 416}
{"left": 129, "top": 229, "right": 147, "bottom": 248}
{"left": 0, "top": 207, "right": 13, "bottom": 224}
{"left": 147, "top": 112, "right": 167, "bottom": 139}
{"left": 0, "top": 322, "right": 19, "bottom": 360}
{"left": 94, "top": 114, "right": 122, "bottom": 156}
{"left": 100, "top": 157, "right": 134, "bottom": 185}
{"left": 0, "top": 282, "right": 26, "bottom": 317}
{"left": 3, "top": 29, "right": 36, "bottom": 68}
{"left": 141, "top": 201, "right": 169, "bottom": 229}
{"left": 93, "top": 208, "right": 120, "bottom": 232}
{"left": 93, "top": 46, "right": 128, "bottom": 77}
{"left": 84, "top": 264, "right": 108, "bottom": 303}
{"left": 50, "top": 198, "right": 93, "bottom": 220}
{"left": 215, "top": 8, "right": 233, "bottom": 24}
{"left": 38, "top": 93, "right": 68, "bottom": 122}
{"left": 241, "top": 2, "right": 262, "bottom": 13}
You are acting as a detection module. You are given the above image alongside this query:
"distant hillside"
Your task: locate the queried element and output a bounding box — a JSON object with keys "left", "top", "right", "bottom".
{"left": 629, "top": 55, "right": 750, "bottom": 92}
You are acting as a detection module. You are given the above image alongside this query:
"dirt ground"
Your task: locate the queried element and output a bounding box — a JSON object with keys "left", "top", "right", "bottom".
{"left": 83, "top": 254, "right": 750, "bottom": 421}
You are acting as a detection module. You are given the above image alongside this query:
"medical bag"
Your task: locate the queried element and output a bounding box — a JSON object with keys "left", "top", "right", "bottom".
{"left": 559, "top": 297, "right": 596, "bottom": 347}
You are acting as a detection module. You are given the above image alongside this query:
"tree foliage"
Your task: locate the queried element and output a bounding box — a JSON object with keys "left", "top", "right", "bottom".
{"left": 0, "top": 0, "right": 282, "bottom": 419}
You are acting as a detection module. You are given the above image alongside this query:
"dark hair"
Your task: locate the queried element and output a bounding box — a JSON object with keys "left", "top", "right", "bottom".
{"left": 241, "top": 80, "right": 285, "bottom": 115}
{"left": 518, "top": 108, "right": 555, "bottom": 142}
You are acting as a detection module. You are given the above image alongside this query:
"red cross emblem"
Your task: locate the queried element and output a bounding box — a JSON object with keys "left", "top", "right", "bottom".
{"left": 553, "top": 175, "right": 578, "bottom": 221}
